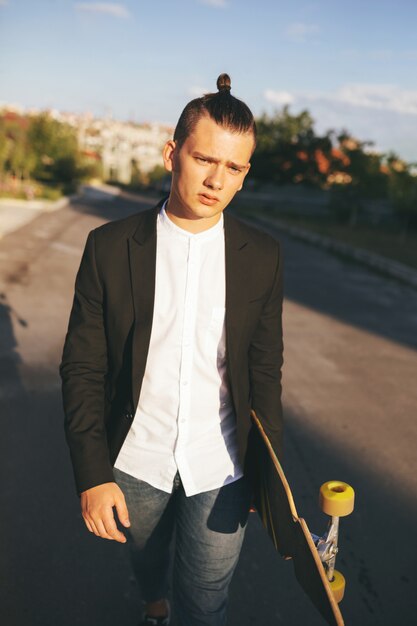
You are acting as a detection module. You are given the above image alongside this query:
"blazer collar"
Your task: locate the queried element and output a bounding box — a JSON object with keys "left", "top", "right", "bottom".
{"left": 132, "top": 196, "right": 249, "bottom": 250}
{"left": 132, "top": 197, "right": 164, "bottom": 245}
{"left": 224, "top": 208, "right": 249, "bottom": 251}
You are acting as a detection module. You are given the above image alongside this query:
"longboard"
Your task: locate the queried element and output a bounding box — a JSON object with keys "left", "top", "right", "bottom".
{"left": 250, "top": 409, "right": 354, "bottom": 626}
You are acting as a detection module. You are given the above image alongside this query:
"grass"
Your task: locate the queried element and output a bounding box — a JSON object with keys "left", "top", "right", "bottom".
{"left": 233, "top": 203, "right": 417, "bottom": 271}
{"left": 0, "top": 182, "right": 64, "bottom": 201}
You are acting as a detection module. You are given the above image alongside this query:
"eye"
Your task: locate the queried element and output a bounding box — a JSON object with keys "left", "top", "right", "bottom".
{"left": 196, "top": 156, "right": 208, "bottom": 164}
{"left": 229, "top": 166, "right": 242, "bottom": 174}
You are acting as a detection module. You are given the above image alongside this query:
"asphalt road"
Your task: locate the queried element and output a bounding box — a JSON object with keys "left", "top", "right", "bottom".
{"left": 1, "top": 188, "right": 416, "bottom": 626}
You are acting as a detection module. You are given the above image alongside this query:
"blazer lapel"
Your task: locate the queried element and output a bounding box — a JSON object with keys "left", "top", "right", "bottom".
{"left": 128, "top": 202, "right": 161, "bottom": 407}
{"left": 224, "top": 210, "right": 252, "bottom": 415}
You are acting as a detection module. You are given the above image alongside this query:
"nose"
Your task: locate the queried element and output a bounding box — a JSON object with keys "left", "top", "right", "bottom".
{"left": 204, "top": 165, "right": 224, "bottom": 191}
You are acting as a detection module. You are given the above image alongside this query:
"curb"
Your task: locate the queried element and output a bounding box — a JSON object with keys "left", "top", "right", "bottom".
{"left": 0, "top": 192, "right": 81, "bottom": 240}
{"left": 0, "top": 193, "right": 79, "bottom": 212}
{"left": 242, "top": 213, "right": 417, "bottom": 289}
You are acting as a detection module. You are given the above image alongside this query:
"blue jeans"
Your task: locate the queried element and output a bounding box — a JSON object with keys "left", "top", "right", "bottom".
{"left": 113, "top": 467, "right": 253, "bottom": 626}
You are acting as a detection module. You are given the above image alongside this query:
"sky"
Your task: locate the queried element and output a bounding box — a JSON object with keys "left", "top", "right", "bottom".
{"left": 1, "top": 0, "right": 417, "bottom": 161}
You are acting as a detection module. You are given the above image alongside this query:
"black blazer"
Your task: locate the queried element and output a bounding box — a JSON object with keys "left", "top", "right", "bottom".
{"left": 60, "top": 198, "right": 284, "bottom": 495}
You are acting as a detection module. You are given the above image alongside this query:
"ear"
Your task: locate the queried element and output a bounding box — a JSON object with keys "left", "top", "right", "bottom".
{"left": 238, "top": 162, "right": 251, "bottom": 191}
{"left": 162, "top": 140, "right": 177, "bottom": 173}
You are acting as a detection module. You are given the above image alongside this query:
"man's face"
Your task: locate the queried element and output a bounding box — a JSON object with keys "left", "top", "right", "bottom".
{"left": 163, "top": 114, "right": 254, "bottom": 224}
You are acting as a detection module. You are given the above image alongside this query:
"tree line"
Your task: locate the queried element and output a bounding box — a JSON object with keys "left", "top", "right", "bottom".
{"left": 250, "top": 107, "right": 417, "bottom": 230}
{"left": 0, "top": 107, "right": 416, "bottom": 230}
{"left": 0, "top": 111, "right": 99, "bottom": 200}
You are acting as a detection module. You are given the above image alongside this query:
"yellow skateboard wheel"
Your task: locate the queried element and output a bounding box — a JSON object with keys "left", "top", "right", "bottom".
{"left": 319, "top": 481, "right": 355, "bottom": 517}
{"left": 329, "top": 569, "right": 345, "bottom": 603}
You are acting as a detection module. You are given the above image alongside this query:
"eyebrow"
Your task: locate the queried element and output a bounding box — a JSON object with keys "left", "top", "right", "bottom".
{"left": 192, "top": 151, "right": 247, "bottom": 170}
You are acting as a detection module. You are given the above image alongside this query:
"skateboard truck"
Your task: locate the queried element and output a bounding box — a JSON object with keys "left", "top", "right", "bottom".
{"left": 312, "top": 516, "right": 339, "bottom": 580}
{"left": 250, "top": 409, "right": 354, "bottom": 625}
{"left": 311, "top": 481, "right": 355, "bottom": 602}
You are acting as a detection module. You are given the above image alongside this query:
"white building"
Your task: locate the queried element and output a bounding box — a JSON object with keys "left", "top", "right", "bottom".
{"left": 78, "top": 116, "right": 173, "bottom": 183}
{"left": 2, "top": 103, "right": 173, "bottom": 185}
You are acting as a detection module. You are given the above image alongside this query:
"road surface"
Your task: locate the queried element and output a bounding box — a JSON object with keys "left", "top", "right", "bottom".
{"left": 1, "top": 188, "right": 416, "bottom": 625}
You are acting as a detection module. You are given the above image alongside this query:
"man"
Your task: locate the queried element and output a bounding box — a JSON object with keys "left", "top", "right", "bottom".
{"left": 60, "top": 73, "right": 284, "bottom": 626}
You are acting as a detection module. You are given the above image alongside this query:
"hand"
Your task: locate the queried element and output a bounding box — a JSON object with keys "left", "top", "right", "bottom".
{"left": 80, "top": 482, "right": 130, "bottom": 543}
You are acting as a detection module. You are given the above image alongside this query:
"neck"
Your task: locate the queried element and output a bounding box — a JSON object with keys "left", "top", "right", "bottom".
{"left": 165, "top": 200, "right": 222, "bottom": 234}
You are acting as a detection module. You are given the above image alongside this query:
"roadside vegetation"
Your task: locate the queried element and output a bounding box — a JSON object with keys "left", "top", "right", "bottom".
{"left": 1, "top": 105, "right": 416, "bottom": 268}
{"left": 232, "top": 106, "right": 417, "bottom": 269}
{"left": 0, "top": 111, "right": 100, "bottom": 200}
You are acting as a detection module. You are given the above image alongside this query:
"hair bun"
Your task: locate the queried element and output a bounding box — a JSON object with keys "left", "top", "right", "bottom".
{"left": 217, "top": 73, "right": 231, "bottom": 93}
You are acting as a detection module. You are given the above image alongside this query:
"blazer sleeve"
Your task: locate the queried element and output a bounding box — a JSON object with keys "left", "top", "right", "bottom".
{"left": 60, "top": 229, "right": 114, "bottom": 495}
{"left": 248, "top": 240, "right": 284, "bottom": 459}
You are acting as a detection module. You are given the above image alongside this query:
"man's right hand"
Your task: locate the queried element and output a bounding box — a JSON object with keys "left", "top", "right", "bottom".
{"left": 80, "top": 482, "right": 130, "bottom": 543}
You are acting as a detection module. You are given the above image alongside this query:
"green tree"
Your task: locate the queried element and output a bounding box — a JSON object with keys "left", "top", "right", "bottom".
{"left": 387, "top": 159, "right": 417, "bottom": 239}
{"left": 148, "top": 164, "right": 166, "bottom": 186}
{"left": 330, "top": 133, "right": 386, "bottom": 226}
{"left": 27, "top": 113, "right": 80, "bottom": 185}
{"left": 251, "top": 106, "right": 335, "bottom": 187}
{"left": 0, "top": 119, "right": 12, "bottom": 175}
{"left": 0, "top": 116, "right": 34, "bottom": 179}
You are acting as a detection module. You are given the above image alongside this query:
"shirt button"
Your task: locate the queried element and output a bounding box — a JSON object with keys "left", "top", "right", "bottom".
{"left": 182, "top": 380, "right": 188, "bottom": 385}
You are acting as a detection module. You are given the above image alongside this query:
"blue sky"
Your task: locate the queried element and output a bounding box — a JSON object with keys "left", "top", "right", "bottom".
{"left": 1, "top": 0, "right": 417, "bottom": 160}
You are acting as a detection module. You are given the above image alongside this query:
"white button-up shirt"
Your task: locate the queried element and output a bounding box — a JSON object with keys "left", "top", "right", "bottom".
{"left": 114, "top": 201, "right": 243, "bottom": 496}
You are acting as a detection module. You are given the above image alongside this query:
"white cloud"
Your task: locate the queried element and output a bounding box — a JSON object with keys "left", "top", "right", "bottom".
{"left": 285, "top": 22, "right": 319, "bottom": 43}
{"left": 264, "top": 90, "right": 294, "bottom": 106}
{"left": 328, "top": 84, "right": 417, "bottom": 116}
{"left": 199, "top": 0, "right": 228, "bottom": 7}
{"left": 74, "top": 3, "right": 130, "bottom": 18}
{"left": 262, "top": 83, "right": 417, "bottom": 159}
{"left": 264, "top": 83, "right": 417, "bottom": 117}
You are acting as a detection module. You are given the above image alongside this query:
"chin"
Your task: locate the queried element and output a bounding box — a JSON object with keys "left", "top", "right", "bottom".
{"left": 188, "top": 202, "right": 220, "bottom": 218}
{"left": 200, "top": 207, "right": 223, "bottom": 219}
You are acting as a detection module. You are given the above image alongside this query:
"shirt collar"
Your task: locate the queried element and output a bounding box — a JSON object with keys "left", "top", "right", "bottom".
{"left": 159, "top": 199, "right": 224, "bottom": 242}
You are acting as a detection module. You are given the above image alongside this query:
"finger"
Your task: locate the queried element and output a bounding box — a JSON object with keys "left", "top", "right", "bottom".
{"left": 84, "top": 514, "right": 100, "bottom": 536}
{"left": 115, "top": 495, "right": 130, "bottom": 528}
{"left": 102, "top": 512, "right": 127, "bottom": 543}
{"left": 83, "top": 517, "right": 94, "bottom": 533}
{"left": 93, "top": 517, "right": 115, "bottom": 541}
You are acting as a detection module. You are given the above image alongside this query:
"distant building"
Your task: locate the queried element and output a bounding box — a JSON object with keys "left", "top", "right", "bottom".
{"left": 0, "top": 103, "right": 173, "bottom": 185}
{"left": 77, "top": 117, "right": 173, "bottom": 184}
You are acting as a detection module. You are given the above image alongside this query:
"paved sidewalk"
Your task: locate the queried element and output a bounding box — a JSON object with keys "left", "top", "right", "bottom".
{"left": 0, "top": 183, "right": 119, "bottom": 239}
{"left": 0, "top": 196, "right": 73, "bottom": 239}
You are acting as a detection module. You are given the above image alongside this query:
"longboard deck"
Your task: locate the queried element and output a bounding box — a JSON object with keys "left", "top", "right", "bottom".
{"left": 250, "top": 409, "right": 344, "bottom": 626}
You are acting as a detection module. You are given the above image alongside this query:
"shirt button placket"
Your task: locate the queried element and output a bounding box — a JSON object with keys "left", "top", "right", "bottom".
{"left": 177, "top": 238, "right": 198, "bottom": 443}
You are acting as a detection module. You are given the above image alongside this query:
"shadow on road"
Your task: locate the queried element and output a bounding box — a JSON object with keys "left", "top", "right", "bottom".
{"left": 72, "top": 187, "right": 417, "bottom": 355}
{"left": 2, "top": 377, "right": 414, "bottom": 626}
{"left": 229, "top": 204, "right": 417, "bottom": 355}
{"left": 0, "top": 187, "right": 415, "bottom": 625}
{"left": 71, "top": 186, "right": 162, "bottom": 224}
{"left": 229, "top": 410, "right": 396, "bottom": 626}
{"left": 0, "top": 288, "right": 137, "bottom": 625}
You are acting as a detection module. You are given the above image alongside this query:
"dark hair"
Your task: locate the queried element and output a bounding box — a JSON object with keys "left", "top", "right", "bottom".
{"left": 173, "top": 73, "right": 257, "bottom": 150}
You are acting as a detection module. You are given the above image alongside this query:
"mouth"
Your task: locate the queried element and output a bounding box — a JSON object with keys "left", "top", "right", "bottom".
{"left": 198, "top": 193, "right": 220, "bottom": 205}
